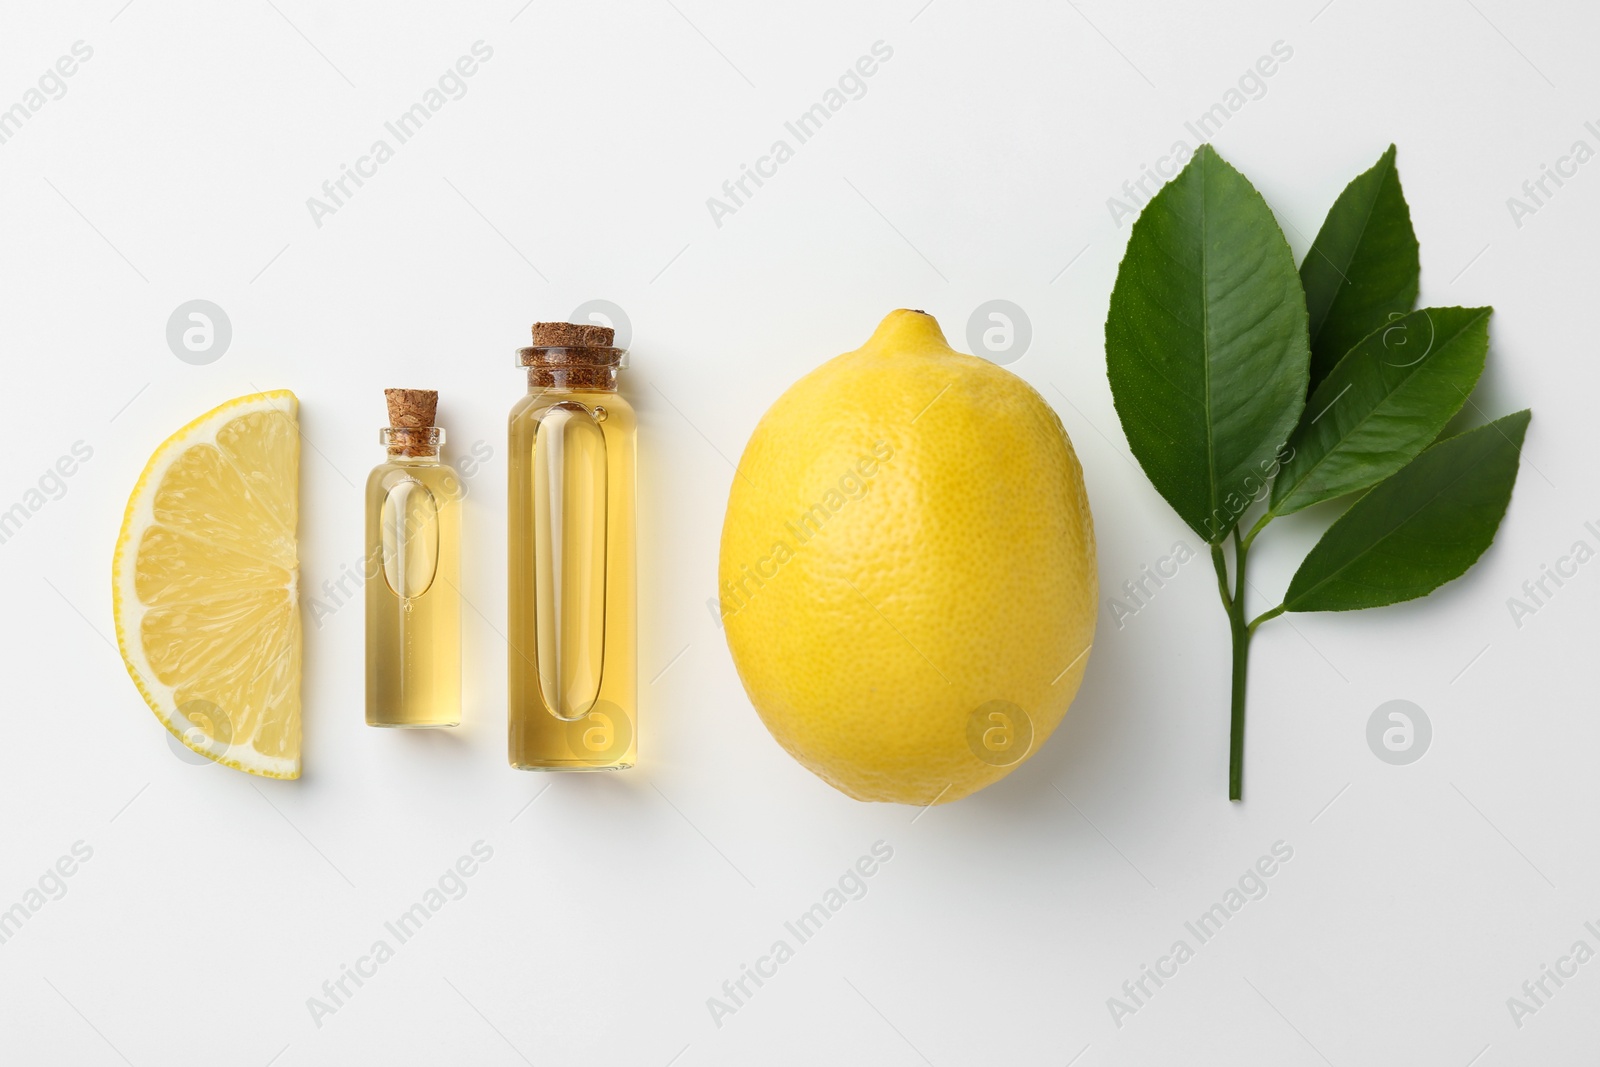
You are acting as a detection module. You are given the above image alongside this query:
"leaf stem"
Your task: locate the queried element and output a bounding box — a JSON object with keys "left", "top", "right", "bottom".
{"left": 1210, "top": 543, "right": 1232, "bottom": 610}
{"left": 1232, "top": 526, "right": 1249, "bottom": 605}
{"left": 1240, "top": 510, "right": 1274, "bottom": 553}
{"left": 1227, "top": 527, "right": 1251, "bottom": 802}
{"left": 1248, "top": 604, "right": 1285, "bottom": 633}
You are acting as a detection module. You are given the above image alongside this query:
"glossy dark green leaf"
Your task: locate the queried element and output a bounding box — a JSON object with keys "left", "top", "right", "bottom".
{"left": 1301, "top": 145, "right": 1420, "bottom": 389}
{"left": 1270, "top": 306, "right": 1491, "bottom": 516}
{"left": 1106, "top": 144, "right": 1310, "bottom": 545}
{"left": 1283, "top": 410, "right": 1530, "bottom": 612}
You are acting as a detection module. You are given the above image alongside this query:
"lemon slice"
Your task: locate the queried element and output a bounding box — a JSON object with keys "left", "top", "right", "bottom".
{"left": 113, "top": 391, "right": 302, "bottom": 778}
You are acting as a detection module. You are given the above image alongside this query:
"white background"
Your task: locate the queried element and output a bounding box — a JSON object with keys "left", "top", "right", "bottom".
{"left": 1, "top": 0, "right": 1595, "bottom": 1063}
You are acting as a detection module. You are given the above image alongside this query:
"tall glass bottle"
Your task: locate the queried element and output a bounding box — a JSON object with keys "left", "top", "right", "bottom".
{"left": 508, "top": 322, "right": 637, "bottom": 769}
{"left": 366, "top": 389, "right": 461, "bottom": 728}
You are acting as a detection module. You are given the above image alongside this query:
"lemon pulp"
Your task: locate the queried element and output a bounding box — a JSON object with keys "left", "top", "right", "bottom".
{"left": 112, "top": 391, "right": 301, "bottom": 778}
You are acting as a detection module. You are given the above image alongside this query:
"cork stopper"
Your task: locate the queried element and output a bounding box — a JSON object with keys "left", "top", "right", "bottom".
{"left": 383, "top": 389, "right": 440, "bottom": 457}
{"left": 531, "top": 321, "right": 614, "bottom": 348}
{"left": 519, "top": 322, "right": 624, "bottom": 390}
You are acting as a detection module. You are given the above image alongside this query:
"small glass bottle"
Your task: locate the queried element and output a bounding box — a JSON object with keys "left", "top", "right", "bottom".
{"left": 508, "top": 322, "right": 637, "bottom": 769}
{"left": 366, "top": 389, "right": 461, "bottom": 728}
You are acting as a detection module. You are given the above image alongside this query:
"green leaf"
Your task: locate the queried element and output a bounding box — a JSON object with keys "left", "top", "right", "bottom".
{"left": 1106, "top": 144, "right": 1310, "bottom": 545}
{"left": 1270, "top": 306, "right": 1491, "bottom": 516}
{"left": 1283, "top": 410, "right": 1530, "bottom": 612}
{"left": 1301, "top": 145, "right": 1420, "bottom": 389}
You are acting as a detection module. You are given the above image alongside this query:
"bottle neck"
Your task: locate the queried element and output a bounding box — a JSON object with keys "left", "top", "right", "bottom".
{"left": 518, "top": 345, "right": 623, "bottom": 393}
{"left": 381, "top": 426, "right": 443, "bottom": 460}
{"left": 526, "top": 366, "right": 619, "bottom": 393}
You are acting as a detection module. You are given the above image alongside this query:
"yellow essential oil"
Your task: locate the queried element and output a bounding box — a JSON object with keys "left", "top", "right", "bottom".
{"left": 366, "top": 390, "right": 461, "bottom": 728}
{"left": 508, "top": 323, "right": 637, "bottom": 769}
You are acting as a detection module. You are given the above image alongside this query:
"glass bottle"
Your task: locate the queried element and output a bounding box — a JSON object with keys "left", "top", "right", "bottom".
{"left": 508, "top": 323, "right": 637, "bottom": 769}
{"left": 365, "top": 389, "right": 461, "bottom": 728}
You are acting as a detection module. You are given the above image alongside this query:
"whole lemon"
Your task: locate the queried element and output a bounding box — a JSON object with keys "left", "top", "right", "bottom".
{"left": 718, "top": 310, "right": 1097, "bottom": 804}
